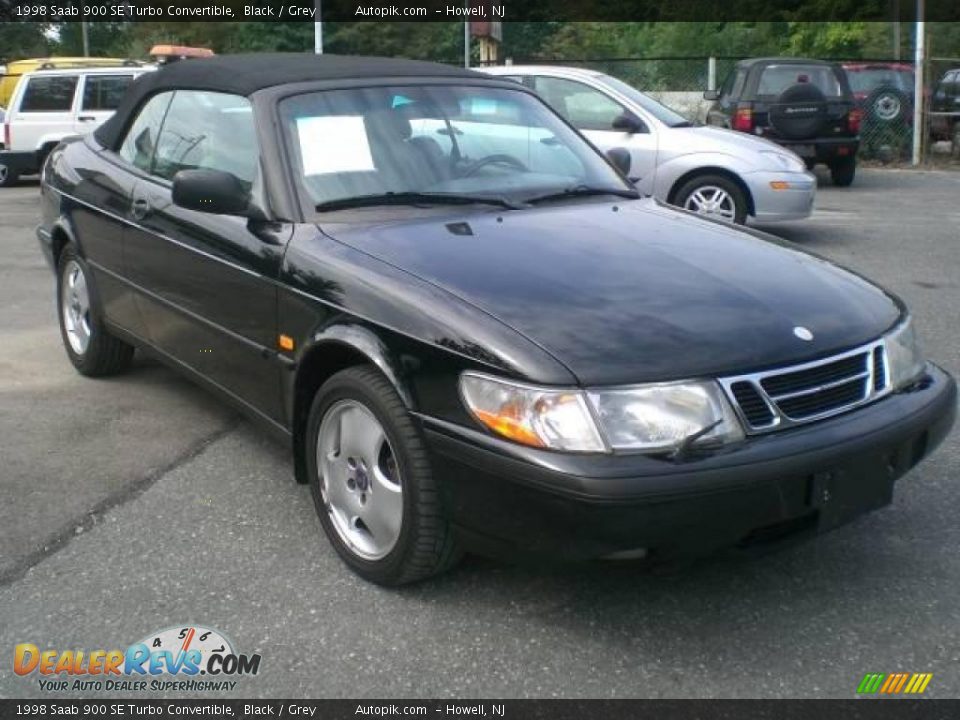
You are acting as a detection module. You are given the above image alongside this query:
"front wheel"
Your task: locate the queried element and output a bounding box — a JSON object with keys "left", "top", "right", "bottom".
{"left": 829, "top": 157, "right": 857, "bottom": 187}
{"left": 673, "top": 174, "right": 748, "bottom": 224}
{"left": 306, "top": 366, "right": 461, "bottom": 586}
{"left": 57, "top": 244, "right": 134, "bottom": 376}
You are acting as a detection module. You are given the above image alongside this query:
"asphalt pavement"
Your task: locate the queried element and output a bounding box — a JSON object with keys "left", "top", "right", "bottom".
{"left": 0, "top": 168, "right": 958, "bottom": 699}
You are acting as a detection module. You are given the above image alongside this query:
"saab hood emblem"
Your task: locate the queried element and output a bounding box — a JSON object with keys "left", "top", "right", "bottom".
{"left": 793, "top": 326, "right": 814, "bottom": 341}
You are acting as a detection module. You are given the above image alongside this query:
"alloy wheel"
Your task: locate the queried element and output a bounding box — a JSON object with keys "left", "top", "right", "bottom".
{"left": 317, "top": 399, "right": 403, "bottom": 560}
{"left": 683, "top": 185, "right": 738, "bottom": 222}
{"left": 61, "top": 259, "right": 92, "bottom": 355}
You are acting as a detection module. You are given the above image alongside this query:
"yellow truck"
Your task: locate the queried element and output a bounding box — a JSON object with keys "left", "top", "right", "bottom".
{"left": 0, "top": 58, "right": 136, "bottom": 109}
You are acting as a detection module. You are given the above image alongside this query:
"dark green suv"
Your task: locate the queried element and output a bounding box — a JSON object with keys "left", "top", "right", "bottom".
{"left": 706, "top": 58, "right": 861, "bottom": 186}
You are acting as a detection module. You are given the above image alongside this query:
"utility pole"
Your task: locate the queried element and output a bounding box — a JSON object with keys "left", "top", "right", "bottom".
{"left": 81, "top": 21, "right": 90, "bottom": 56}
{"left": 911, "top": 0, "right": 924, "bottom": 165}
{"left": 314, "top": 0, "right": 323, "bottom": 54}
{"left": 464, "top": 14, "right": 470, "bottom": 68}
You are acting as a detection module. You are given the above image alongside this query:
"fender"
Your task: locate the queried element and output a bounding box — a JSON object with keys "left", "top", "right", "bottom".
{"left": 652, "top": 152, "right": 756, "bottom": 202}
{"left": 289, "top": 324, "right": 414, "bottom": 486}
{"left": 302, "top": 323, "right": 414, "bottom": 409}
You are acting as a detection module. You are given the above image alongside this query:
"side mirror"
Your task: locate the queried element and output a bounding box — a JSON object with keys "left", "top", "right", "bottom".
{"left": 703, "top": 89, "right": 720, "bottom": 101}
{"left": 172, "top": 169, "right": 253, "bottom": 216}
{"left": 606, "top": 147, "right": 631, "bottom": 177}
{"left": 611, "top": 112, "right": 645, "bottom": 134}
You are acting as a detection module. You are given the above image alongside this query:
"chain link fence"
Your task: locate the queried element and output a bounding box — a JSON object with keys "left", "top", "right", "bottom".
{"left": 496, "top": 55, "right": 959, "bottom": 168}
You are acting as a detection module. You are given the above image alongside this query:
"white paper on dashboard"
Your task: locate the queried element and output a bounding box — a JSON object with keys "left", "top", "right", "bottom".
{"left": 296, "top": 116, "right": 375, "bottom": 175}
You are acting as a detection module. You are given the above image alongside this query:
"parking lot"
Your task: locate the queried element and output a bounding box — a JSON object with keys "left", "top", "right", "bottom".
{"left": 0, "top": 168, "right": 958, "bottom": 699}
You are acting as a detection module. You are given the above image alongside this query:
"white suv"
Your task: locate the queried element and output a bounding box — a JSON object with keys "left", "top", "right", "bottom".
{"left": 0, "top": 65, "right": 151, "bottom": 187}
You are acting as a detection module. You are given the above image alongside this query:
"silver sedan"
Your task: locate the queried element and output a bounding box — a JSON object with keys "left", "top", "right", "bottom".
{"left": 482, "top": 65, "right": 816, "bottom": 224}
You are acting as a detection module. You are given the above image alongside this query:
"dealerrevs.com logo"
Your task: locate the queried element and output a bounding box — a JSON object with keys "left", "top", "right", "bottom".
{"left": 14, "top": 624, "right": 261, "bottom": 693}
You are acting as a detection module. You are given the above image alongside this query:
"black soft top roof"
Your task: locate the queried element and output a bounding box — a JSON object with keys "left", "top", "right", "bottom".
{"left": 95, "top": 53, "right": 486, "bottom": 148}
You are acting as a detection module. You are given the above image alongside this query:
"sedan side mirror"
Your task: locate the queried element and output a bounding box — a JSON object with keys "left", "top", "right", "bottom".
{"left": 172, "top": 169, "right": 254, "bottom": 217}
{"left": 606, "top": 147, "right": 631, "bottom": 177}
{"left": 611, "top": 112, "right": 646, "bottom": 134}
{"left": 703, "top": 89, "right": 720, "bottom": 101}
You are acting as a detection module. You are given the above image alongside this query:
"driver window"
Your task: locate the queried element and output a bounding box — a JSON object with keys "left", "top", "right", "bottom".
{"left": 533, "top": 76, "right": 642, "bottom": 133}
{"left": 118, "top": 92, "right": 174, "bottom": 172}
{"left": 151, "top": 90, "right": 259, "bottom": 189}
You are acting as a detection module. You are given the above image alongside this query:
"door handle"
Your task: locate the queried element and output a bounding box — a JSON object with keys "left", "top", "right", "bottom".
{"left": 77, "top": 115, "right": 96, "bottom": 122}
{"left": 130, "top": 198, "right": 151, "bottom": 221}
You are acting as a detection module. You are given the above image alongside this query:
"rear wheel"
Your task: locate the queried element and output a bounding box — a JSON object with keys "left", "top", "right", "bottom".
{"left": 57, "top": 244, "right": 134, "bottom": 376}
{"left": 952, "top": 123, "right": 960, "bottom": 160}
{"left": 0, "top": 162, "right": 18, "bottom": 187}
{"left": 674, "top": 174, "right": 748, "bottom": 224}
{"left": 829, "top": 157, "right": 857, "bottom": 187}
{"left": 306, "top": 366, "right": 461, "bottom": 585}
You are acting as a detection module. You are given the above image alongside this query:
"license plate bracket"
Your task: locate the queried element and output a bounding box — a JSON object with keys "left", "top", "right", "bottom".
{"left": 810, "top": 465, "right": 894, "bottom": 531}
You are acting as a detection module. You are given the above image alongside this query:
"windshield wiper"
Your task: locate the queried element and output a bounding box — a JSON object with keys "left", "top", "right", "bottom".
{"left": 315, "top": 191, "right": 524, "bottom": 212}
{"left": 524, "top": 185, "right": 640, "bottom": 205}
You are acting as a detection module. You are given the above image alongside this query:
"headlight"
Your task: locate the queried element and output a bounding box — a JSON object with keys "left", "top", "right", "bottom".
{"left": 760, "top": 150, "right": 805, "bottom": 173}
{"left": 459, "top": 373, "right": 744, "bottom": 454}
{"left": 884, "top": 317, "right": 926, "bottom": 390}
{"left": 587, "top": 381, "right": 743, "bottom": 452}
{"left": 459, "top": 373, "right": 605, "bottom": 452}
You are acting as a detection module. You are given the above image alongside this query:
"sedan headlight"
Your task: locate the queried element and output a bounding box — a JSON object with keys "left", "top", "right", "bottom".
{"left": 884, "top": 317, "right": 926, "bottom": 390}
{"left": 459, "top": 373, "right": 744, "bottom": 454}
{"left": 587, "top": 381, "right": 743, "bottom": 452}
{"left": 459, "top": 373, "right": 606, "bottom": 452}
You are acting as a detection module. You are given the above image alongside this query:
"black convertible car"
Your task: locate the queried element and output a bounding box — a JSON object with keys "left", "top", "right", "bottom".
{"left": 39, "top": 54, "right": 955, "bottom": 585}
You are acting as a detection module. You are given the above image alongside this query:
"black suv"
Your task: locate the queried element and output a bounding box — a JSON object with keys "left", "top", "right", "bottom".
{"left": 706, "top": 58, "right": 862, "bottom": 186}
{"left": 930, "top": 68, "right": 960, "bottom": 156}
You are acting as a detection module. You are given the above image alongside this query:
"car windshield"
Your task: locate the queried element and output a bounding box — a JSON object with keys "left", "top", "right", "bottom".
{"left": 757, "top": 64, "right": 843, "bottom": 98}
{"left": 596, "top": 75, "right": 692, "bottom": 127}
{"left": 279, "top": 84, "right": 633, "bottom": 212}
{"left": 846, "top": 68, "right": 912, "bottom": 94}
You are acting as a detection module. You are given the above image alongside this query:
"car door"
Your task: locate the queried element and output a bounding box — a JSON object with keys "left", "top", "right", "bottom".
{"left": 118, "top": 89, "right": 289, "bottom": 423}
{"left": 530, "top": 75, "right": 658, "bottom": 190}
{"left": 73, "top": 73, "right": 138, "bottom": 135}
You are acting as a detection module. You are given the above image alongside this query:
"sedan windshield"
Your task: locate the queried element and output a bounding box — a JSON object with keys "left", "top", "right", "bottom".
{"left": 279, "top": 84, "right": 633, "bottom": 212}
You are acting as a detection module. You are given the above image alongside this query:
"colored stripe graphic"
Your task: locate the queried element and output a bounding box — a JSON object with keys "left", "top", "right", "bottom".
{"left": 857, "top": 672, "right": 932, "bottom": 694}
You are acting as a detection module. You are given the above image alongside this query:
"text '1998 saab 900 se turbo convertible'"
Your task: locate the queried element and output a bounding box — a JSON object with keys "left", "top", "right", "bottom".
{"left": 38, "top": 55, "right": 956, "bottom": 585}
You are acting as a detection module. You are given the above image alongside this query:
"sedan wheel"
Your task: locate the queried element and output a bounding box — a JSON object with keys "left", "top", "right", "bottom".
{"left": 674, "top": 174, "right": 748, "bottom": 224}
{"left": 317, "top": 399, "right": 404, "bottom": 560}
{"left": 61, "top": 260, "right": 93, "bottom": 356}
{"left": 306, "top": 366, "right": 461, "bottom": 585}
{"left": 56, "top": 244, "right": 134, "bottom": 376}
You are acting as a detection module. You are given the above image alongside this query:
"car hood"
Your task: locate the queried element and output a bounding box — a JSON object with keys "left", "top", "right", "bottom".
{"left": 321, "top": 200, "right": 901, "bottom": 386}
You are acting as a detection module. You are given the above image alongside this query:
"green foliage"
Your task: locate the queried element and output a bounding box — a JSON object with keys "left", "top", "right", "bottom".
{"left": 0, "top": 22, "right": 52, "bottom": 62}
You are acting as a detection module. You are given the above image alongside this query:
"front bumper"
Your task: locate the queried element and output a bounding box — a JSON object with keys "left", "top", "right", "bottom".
{"left": 422, "top": 364, "right": 956, "bottom": 561}
{"left": 744, "top": 169, "right": 816, "bottom": 222}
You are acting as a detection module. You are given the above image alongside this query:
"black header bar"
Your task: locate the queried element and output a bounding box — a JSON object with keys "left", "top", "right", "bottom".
{"left": 2, "top": 0, "right": 960, "bottom": 23}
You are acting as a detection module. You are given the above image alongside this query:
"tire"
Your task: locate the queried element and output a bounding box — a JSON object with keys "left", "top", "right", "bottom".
{"left": 865, "top": 87, "right": 909, "bottom": 125}
{"left": 769, "top": 83, "right": 828, "bottom": 140}
{"left": 952, "top": 124, "right": 960, "bottom": 160}
{"left": 57, "top": 244, "right": 134, "bottom": 376}
{"left": 306, "top": 366, "right": 461, "bottom": 586}
{"left": 673, "top": 174, "right": 748, "bottom": 224}
{"left": 0, "top": 162, "right": 18, "bottom": 188}
{"left": 829, "top": 157, "right": 857, "bottom": 187}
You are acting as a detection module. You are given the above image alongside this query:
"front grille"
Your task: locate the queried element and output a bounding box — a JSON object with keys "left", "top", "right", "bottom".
{"left": 721, "top": 341, "right": 890, "bottom": 434}
{"left": 872, "top": 346, "right": 887, "bottom": 391}
{"left": 730, "top": 381, "right": 775, "bottom": 427}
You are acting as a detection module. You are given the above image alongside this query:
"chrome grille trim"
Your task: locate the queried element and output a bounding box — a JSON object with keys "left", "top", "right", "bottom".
{"left": 719, "top": 340, "right": 891, "bottom": 435}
